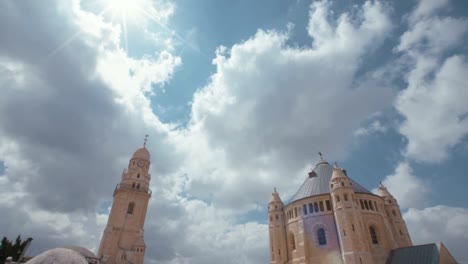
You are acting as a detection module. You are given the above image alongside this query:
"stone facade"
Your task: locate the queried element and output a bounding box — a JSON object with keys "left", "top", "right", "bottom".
{"left": 269, "top": 158, "right": 412, "bottom": 264}
{"left": 98, "top": 146, "right": 152, "bottom": 264}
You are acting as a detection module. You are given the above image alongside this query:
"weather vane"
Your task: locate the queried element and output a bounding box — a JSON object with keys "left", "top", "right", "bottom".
{"left": 143, "top": 134, "right": 149, "bottom": 147}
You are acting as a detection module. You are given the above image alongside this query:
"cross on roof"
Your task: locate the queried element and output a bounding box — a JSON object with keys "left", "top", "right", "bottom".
{"left": 318, "top": 151, "right": 323, "bottom": 159}
{"left": 143, "top": 134, "right": 149, "bottom": 147}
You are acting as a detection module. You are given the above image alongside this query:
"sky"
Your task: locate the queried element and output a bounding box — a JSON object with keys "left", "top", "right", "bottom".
{"left": 0, "top": 0, "right": 468, "bottom": 263}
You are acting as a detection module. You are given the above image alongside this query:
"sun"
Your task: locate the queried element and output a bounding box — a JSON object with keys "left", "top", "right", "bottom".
{"left": 100, "top": 0, "right": 149, "bottom": 24}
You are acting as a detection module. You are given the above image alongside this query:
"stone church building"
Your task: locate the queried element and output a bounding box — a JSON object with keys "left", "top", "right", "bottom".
{"left": 268, "top": 156, "right": 458, "bottom": 264}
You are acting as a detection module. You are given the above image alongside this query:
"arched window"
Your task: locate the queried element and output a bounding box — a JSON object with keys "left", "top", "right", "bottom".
{"left": 369, "top": 201, "right": 374, "bottom": 210}
{"left": 132, "top": 182, "right": 136, "bottom": 188}
{"left": 137, "top": 173, "right": 140, "bottom": 178}
{"left": 369, "top": 226, "right": 378, "bottom": 244}
{"left": 289, "top": 232, "right": 296, "bottom": 251}
{"left": 341, "top": 182, "right": 345, "bottom": 186}
{"left": 317, "top": 228, "right": 327, "bottom": 245}
{"left": 127, "top": 202, "right": 135, "bottom": 214}
{"left": 364, "top": 200, "right": 369, "bottom": 210}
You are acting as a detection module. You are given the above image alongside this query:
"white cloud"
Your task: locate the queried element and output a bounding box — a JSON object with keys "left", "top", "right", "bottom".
{"left": 354, "top": 120, "right": 387, "bottom": 137}
{"left": 185, "top": 0, "right": 394, "bottom": 210}
{"left": 395, "top": 0, "right": 468, "bottom": 162}
{"left": 376, "top": 162, "right": 429, "bottom": 209}
{"left": 404, "top": 205, "right": 468, "bottom": 263}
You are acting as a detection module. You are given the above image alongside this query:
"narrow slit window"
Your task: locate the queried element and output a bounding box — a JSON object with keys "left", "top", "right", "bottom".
{"left": 127, "top": 202, "right": 135, "bottom": 214}
{"left": 303, "top": 204, "right": 307, "bottom": 215}
{"left": 317, "top": 228, "right": 327, "bottom": 245}
{"left": 370, "top": 226, "right": 378, "bottom": 244}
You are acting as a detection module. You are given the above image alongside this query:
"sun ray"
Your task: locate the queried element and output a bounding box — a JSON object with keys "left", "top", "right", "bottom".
{"left": 137, "top": 7, "right": 210, "bottom": 60}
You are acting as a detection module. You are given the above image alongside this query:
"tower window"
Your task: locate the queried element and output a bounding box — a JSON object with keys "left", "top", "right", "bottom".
{"left": 341, "top": 182, "right": 345, "bottom": 187}
{"left": 270, "top": 216, "right": 273, "bottom": 222}
{"left": 303, "top": 204, "right": 307, "bottom": 215}
{"left": 352, "top": 224, "right": 355, "bottom": 231}
{"left": 137, "top": 173, "right": 140, "bottom": 178}
{"left": 317, "top": 228, "right": 327, "bottom": 245}
{"left": 335, "top": 195, "right": 340, "bottom": 203}
{"left": 294, "top": 207, "right": 298, "bottom": 218}
{"left": 275, "top": 215, "right": 278, "bottom": 220}
{"left": 326, "top": 200, "right": 331, "bottom": 211}
{"left": 127, "top": 202, "right": 135, "bottom": 214}
{"left": 137, "top": 183, "right": 140, "bottom": 190}
{"left": 132, "top": 182, "right": 136, "bottom": 188}
{"left": 319, "top": 201, "right": 324, "bottom": 212}
{"left": 344, "top": 194, "right": 348, "bottom": 201}
{"left": 369, "top": 226, "right": 378, "bottom": 244}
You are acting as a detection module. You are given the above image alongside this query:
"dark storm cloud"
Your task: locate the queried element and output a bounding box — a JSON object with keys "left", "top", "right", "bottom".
{"left": 0, "top": 0, "right": 126, "bottom": 212}
{"left": 0, "top": 0, "right": 181, "bottom": 213}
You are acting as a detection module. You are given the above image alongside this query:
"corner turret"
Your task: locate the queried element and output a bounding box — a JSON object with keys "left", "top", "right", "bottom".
{"left": 268, "top": 188, "right": 288, "bottom": 264}
{"left": 330, "top": 162, "right": 372, "bottom": 264}
{"left": 378, "top": 183, "right": 412, "bottom": 248}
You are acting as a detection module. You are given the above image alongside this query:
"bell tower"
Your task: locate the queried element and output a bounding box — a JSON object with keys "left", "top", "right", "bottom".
{"left": 98, "top": 137, "right": 152, "bottom": 264}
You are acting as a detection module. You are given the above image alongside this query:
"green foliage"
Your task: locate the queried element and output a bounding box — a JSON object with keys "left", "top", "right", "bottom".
{"left": 0, "top": 235, "right": 33, "bottom": 263}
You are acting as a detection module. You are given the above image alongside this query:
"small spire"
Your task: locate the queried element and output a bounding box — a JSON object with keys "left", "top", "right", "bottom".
{"left": 143, "top": 134, "right": 149, "bottom": 147}
{"left": 333, "top": 161, "right": 339, "bottom": 169}
{"left": 318, "top": 151, "right": 323, "bottom": 160}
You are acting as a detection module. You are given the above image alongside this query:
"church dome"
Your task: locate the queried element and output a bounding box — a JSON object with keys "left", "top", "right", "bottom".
{"left": 132, "top": 146, "right": 150, "bottom": 161}
{"left": 288, "top": 159, "right": 371, "bottom": 204}
{"left": 26, "top": 248, "right": 89, "bottom": 264}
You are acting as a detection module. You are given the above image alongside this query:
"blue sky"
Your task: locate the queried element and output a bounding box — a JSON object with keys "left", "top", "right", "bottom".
{"left": 1, "top": 0, "right": 468, "bottom": 263}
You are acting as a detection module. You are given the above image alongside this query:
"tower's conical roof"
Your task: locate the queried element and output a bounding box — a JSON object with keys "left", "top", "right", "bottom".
{"left": 269, "top": 188, "right": 283, "bottom": 204}
{"left": 132, "top": 146, "right": 150, "bottom": 161}
{"left": 378, "top": 182, "right": 393, "bottom": 197}
{"left": 331, "top": 161, "right": 347, "bottom": 180}
{"left": 288, "top": 158, "right": 371, "bottom": 204}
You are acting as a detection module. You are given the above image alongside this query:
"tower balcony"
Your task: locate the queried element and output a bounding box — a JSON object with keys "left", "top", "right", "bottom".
{"left": 114, "top": 183, "right": 152, "bottom": 197}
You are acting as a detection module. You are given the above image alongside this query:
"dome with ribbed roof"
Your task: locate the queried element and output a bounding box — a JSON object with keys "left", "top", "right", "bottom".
{"left": 132, "top": 146, "right": 150, "bottom": 161}
{"left": 288, "top": 159, "right": 371, "bottom": 204}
